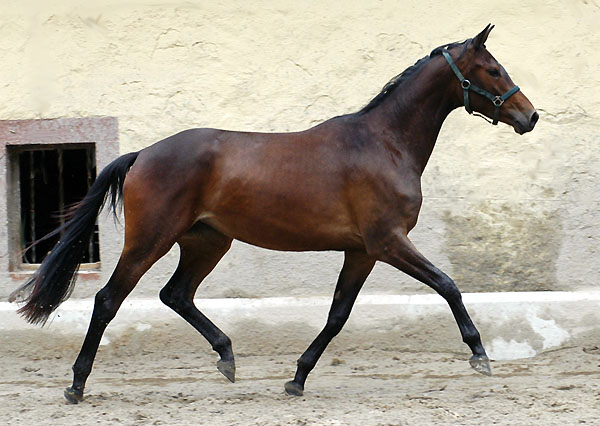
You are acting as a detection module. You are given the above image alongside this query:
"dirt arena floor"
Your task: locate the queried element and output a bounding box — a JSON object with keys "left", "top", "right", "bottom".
{"left": 2, "top": 318, "right": 599, "bottom": 425}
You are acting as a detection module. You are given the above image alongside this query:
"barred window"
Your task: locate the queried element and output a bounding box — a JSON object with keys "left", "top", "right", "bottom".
{"left": 11, "top": 145, "right": 100, "bottom": 264}
{"left": 1, "top": 117, "right": 118, "bottom": 275}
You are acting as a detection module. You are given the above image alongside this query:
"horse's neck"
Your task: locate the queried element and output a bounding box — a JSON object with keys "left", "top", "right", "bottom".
{"left": 368, "top": 57, "right": 460, "bottom": 174}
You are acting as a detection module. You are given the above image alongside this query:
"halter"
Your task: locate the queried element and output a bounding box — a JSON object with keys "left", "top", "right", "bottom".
{"left": 442, "top": 49, "right": 520, "bottom": 125}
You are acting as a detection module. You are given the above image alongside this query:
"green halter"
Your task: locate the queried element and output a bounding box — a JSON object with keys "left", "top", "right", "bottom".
{"left": 442, "top": 49, "right": 520, "bottom": 125}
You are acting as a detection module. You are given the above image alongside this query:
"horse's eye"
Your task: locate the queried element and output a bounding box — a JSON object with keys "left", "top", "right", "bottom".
{"left": 487, "top": 69, "right": 500, "bottom": 78}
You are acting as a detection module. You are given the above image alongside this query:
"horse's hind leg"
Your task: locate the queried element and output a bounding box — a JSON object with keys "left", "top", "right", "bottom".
{"left": 285, "top": 250, "right": 375, "bottom": 396}
{"left": 64, "top": 239, "right": 176, "bottom": 404}
{"left": 159, "top": 222, "right": 235, "bottom": 382}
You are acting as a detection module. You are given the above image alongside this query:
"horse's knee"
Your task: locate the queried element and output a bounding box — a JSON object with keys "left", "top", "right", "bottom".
{"left": 438, "top": 275, "right": 462, "bottom": 303}
{"left": 325, "top": 311, "right": 350, "bottom": 337}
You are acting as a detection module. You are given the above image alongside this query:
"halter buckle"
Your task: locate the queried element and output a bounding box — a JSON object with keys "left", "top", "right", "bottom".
{"left": 492, "top": 96, "right": 504, "bottom": 107}
{"left": 461, "top": 80, "right": 471, "bottom": 90}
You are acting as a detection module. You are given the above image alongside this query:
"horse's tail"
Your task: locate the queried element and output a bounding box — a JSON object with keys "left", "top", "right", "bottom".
{"left": 11, "top": 151, "right": 140, "bottom": 325}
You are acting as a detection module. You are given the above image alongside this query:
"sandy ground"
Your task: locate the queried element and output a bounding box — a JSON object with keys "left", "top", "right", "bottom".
{"left": 1, "top": 318, "right": 599, "bottom": 426}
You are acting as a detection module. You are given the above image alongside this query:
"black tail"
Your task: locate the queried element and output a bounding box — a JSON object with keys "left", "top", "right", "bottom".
{"left": 11, "top": 151, "right": 140, "bottom": 325}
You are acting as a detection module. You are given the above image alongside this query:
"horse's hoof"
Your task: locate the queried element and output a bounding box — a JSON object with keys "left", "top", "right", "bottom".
{"left": 64, "top": 387, "right": 84, "bottom": 404}
{"left": 284, "top": 380, "right": 304, "bottom": 396}
{"left": 469, "top": 355, "right": 492, "bottom": 376}
{"left": 217, "top": 359, "right": 236, "bottom": 383}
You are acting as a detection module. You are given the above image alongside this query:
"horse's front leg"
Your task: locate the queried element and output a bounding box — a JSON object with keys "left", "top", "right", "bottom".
{"left": 371, "top": 230, "right": 491, "bottom": 375}
{"left": 285, "top": 250, "right": 376, "bottom": 396}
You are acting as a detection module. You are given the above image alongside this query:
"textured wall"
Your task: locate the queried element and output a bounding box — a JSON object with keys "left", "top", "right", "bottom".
{"left": 0, "top": 0, "right": 598, "bottom": 299}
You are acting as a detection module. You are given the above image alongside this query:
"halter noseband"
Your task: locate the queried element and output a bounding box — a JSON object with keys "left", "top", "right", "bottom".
{"left": 442, "top": 49, "right": 520, "bottom": 125}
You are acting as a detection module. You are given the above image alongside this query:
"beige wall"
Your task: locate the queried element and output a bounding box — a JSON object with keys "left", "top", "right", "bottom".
{"left": 1, "top": 0, "right": 598, "bottom": 299}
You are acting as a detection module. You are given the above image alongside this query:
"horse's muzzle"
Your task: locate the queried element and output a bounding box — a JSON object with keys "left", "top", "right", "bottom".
{"left": 514, "top": 110, "right": 539, "bottom": 134}
{"left": 529, "top": 110, "right": 539, "bottom": 129}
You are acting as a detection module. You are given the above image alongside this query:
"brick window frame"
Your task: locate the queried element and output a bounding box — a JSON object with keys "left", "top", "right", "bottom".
{"left": 0, "top": 117, "right": 119, "bottom": 277}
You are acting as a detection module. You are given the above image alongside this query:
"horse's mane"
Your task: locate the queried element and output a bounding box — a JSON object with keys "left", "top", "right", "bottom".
{"left": 358, "top": 40, "right": 468, "bottom": 114}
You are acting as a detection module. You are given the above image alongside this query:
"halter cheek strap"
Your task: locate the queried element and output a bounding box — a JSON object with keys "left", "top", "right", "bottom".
{"left": 442, "top": 49, "right": 520, "bottom": 125}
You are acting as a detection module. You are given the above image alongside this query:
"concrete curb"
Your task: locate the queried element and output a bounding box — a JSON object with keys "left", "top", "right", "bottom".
{"left": 2, "top": 291, "right": 600, "bottom": 361}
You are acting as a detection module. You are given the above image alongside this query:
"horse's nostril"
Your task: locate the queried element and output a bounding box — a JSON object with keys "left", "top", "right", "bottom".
{"left": 530, "top": 111, "right": 539, "bottom": 128}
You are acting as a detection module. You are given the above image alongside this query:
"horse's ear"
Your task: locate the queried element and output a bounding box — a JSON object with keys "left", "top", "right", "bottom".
{"left": 472, "top": 24, "right": 494, "bottom": 49}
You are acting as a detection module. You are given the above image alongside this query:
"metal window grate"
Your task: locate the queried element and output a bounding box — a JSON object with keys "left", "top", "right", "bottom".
{"left": 17, "top": 145, "right": 100, "bottom": 264}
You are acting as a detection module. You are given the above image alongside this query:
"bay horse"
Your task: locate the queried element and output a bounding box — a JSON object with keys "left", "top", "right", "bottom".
{"left": 13, "top": 24, "right": 538, "bottom": 402}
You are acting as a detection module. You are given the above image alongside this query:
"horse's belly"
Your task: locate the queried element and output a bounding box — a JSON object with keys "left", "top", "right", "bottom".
{"left": 200, "top": 211, "right": 363, "bottom": 252}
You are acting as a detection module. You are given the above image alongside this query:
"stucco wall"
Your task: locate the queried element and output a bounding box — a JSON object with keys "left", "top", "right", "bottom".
{"left": 0, "top": 0, "right": 598, "bottom": 300}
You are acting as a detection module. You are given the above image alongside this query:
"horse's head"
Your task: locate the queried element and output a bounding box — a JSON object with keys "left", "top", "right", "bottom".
{"left": 444, "top": 24, "right": 538, "bottom": 134}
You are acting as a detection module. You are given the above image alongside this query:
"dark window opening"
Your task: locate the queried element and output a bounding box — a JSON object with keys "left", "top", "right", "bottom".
{"left": 16, "top": 145, "right": 99, "bottom": 264}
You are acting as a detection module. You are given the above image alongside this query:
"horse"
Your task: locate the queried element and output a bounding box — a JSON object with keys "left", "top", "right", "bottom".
{"left": 12, "top": 24, "right": 538, "bottom": 403}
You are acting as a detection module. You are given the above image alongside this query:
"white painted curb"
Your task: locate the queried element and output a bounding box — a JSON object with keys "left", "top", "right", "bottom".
{"left": 2, "top": 291, "right": 600, "bottom": 361}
